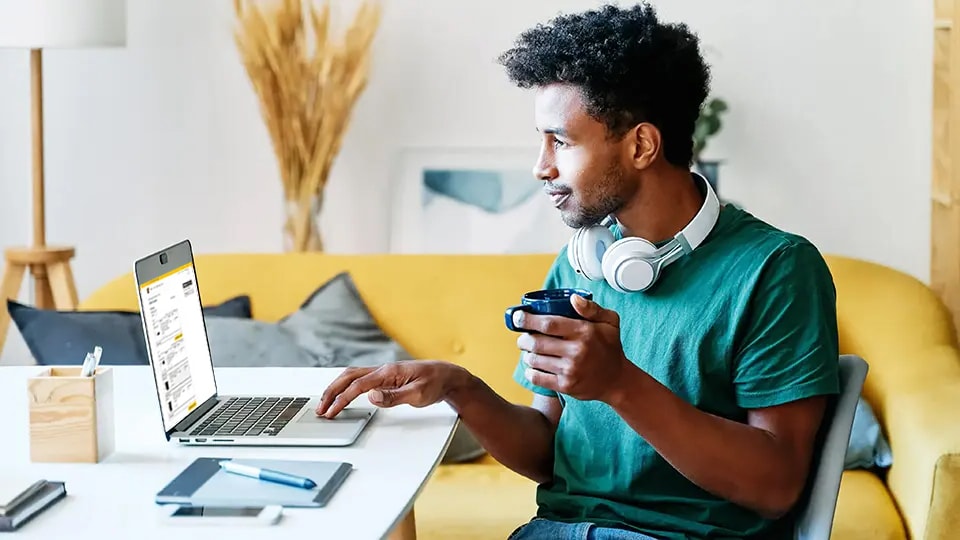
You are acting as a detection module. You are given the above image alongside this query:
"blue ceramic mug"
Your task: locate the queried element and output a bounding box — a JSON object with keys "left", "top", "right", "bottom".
{"left": 504, "top": 288, "right": 593, "bottom": 332}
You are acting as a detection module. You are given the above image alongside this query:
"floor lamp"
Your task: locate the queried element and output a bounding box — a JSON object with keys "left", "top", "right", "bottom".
{"left": 0, "top": 0, "right": 126, "bottom": 357}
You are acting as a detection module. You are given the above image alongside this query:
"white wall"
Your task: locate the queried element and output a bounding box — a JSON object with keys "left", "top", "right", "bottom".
{"left": 0, "top": 0, "right": 933, "bottom": 359}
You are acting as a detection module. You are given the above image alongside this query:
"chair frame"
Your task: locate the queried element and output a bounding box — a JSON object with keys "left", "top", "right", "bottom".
{"left": 793, "top": 355, "right": 869, "bottom": 539}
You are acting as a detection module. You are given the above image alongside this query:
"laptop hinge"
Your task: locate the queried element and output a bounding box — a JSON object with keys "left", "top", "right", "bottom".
{"left": 170, "top": 395, "right": 220, "bottom": 436}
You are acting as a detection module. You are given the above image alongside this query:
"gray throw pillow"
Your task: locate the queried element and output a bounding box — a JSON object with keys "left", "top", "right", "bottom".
{"left": 204, "top": 273, "right": 403, "bottom": 369}
{"left": 279, "top": 272, "right": 411, "bottom": 367}
{"left": 844, "top": 397, "right": 893, "bottom": 470}
{"left": 281, "top": 272, "right": 487, "bottom": 464}
{"left": 207, "top": 317, "right": 318, "bottom": 368}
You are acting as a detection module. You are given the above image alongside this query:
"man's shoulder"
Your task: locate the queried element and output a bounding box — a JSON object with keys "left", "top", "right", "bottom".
{"left": 714, "top": 206, "right": 832, "bottom": 282}
{"left": 718, "top": 205, "right": 812, "bottom": 249}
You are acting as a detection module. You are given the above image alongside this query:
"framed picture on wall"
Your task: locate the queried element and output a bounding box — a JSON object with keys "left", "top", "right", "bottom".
{"left": 389, "top": 146, "right": 574, "bottom": 255}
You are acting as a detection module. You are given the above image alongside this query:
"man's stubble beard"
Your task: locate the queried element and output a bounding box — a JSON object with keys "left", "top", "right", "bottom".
{"left": 561, "top": 162, "right": 629, "bottom": 229}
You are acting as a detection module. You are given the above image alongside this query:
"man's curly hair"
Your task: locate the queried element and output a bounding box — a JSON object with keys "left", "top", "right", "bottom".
{"left": 497, "top": 3, "right": 710, "bottom": 167}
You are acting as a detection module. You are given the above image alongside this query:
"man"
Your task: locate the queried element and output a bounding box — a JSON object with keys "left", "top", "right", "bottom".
{"left": 317, "top": 3, "right": 840, "bottom": 539}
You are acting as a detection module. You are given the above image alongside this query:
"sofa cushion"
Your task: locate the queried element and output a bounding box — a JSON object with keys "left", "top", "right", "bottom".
{"left": 415, "top": 464, "right": 905, "bottom": 540}
{"left": 832, "top": 470, "right": 906, "bottom": 539}
{"left": 7, "top": 296, "right": 252, "bottom": 366}
{"left": 416, "top": 463, "right": 539, "bottom": 540}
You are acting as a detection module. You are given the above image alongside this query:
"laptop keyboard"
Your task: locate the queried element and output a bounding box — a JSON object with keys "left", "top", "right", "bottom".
{"left": 189, "top": 397, "right": 310, "bottom": 437}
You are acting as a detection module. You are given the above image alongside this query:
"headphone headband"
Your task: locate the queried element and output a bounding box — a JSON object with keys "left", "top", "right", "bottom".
{"left": 567, "top": 171, "right": 722, "bottom": 293}
{"left": 674, "top": 172, "right": 720, "bottom": 252}
{"left": 603, "top": 172, "right": 720, "bottom": 250}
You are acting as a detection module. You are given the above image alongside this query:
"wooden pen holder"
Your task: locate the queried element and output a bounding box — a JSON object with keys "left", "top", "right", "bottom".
{"left": 27, "top": 366, "right": 115, "bottom": 463}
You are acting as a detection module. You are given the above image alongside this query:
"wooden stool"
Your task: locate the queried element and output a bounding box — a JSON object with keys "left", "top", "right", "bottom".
{"left": 0, "top": 246, "right": 79, "bottom": 356}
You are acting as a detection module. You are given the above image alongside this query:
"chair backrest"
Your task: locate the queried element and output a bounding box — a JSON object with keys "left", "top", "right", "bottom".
{"left": 793, "top": 354, "right": 869, "bottom": 539}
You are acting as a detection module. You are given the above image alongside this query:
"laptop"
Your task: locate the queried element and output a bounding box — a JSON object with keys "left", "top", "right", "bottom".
{"left": 133, "top": 239, "right": 375, "bottom": 447}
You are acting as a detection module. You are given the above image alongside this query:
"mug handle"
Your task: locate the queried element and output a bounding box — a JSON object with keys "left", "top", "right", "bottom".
{"left": 504, "top": 305, "right": 533, "bottom": 332}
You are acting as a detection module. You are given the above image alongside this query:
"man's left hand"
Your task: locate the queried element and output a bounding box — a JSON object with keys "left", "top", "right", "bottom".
{"left": 514, "top": 294, "right": 631, "bottom": 402}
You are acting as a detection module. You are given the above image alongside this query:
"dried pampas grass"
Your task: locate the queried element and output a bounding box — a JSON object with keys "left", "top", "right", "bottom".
{"left": 233, "top": 0, "right": 382, "bottom": 251}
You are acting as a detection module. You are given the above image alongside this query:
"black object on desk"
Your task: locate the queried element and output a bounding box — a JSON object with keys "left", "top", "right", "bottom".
{"left": 0, "top": 481, "right": 67, "bottom": 532}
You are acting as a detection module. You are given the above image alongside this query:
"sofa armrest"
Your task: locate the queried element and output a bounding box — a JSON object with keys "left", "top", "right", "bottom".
{"left": 878, "top": 345, "right": 960, "bottom": 540}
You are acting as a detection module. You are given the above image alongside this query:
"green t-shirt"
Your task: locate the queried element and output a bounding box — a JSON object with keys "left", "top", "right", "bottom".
{"left": 512, "top": 204, "right": 840, "bottom": 539}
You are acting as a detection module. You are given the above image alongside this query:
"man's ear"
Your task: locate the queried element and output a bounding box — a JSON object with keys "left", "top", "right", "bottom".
{"left": 627, "top": 123, "right": 661, "bottom": 170}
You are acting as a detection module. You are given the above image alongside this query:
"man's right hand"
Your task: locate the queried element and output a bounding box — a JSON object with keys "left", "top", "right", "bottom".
{"left": 316, "top": 360, "right": 466, "bottom": 418}
{"left": 318, "top": 359, "right": 560, "bottom": 484}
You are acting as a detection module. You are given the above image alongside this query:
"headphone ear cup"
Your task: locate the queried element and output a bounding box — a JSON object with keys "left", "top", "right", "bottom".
{"left": 602, "top": 237, "right": 659, "bottom": 292}
{"left": 567, "top": 225, "right": 616, "bottom": 281}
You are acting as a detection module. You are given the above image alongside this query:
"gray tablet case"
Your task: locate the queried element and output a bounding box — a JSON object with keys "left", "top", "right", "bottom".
{"left": 155, "top": 457, "right": 353, "bottom": 508}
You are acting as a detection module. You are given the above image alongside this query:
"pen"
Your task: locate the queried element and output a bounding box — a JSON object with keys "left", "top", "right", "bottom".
{"left": 80, "top": 352, "right": 94, "bottom": 377}
{"left": 90, "top": 346, "right": 102, "bottom": 374}
{"left": 219, "top": 461, "right": 317, "bottom": 490}
{"left": 80, "top": 346, "right": 103, "bottom": 377}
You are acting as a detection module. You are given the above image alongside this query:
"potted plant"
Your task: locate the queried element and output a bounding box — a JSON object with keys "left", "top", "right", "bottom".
{"left": 692, "top": 97, "right": 728, "bottom": 193}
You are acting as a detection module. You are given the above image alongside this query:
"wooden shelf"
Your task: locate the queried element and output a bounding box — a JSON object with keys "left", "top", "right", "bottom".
{"left": 932, "top": 0, "right": 960, "bottom": 335}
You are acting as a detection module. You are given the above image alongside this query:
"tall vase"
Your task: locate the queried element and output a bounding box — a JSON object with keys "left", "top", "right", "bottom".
{"left": 282, "top": 196, "right": 324, "bottom": 252}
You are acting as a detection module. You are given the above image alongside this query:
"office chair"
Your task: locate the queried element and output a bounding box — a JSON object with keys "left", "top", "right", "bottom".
{"left": 793, "top": 354, "right": 869, "bottom": 540}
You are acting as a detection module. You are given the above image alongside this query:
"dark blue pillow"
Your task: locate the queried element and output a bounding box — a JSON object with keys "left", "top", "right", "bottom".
{"left": 7, "top": 296, "right": 252, "bottom": 366}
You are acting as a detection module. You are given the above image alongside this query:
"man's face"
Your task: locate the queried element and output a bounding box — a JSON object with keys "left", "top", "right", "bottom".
{"left": 533, "top": 84, "right": 635, "bottom": 229}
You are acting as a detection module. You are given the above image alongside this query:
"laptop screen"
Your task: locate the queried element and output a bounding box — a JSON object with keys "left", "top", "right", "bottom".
{"left": 138, "top": 258, "right": 217, "bottom": 433}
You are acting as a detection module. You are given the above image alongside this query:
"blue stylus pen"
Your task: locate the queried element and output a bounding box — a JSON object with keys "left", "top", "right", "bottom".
{"left": 219, "top": 460, "right": 317, "bottom": 490}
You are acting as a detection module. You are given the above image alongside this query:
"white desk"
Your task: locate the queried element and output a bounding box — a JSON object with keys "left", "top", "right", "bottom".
{"left": 0, "top": 366, "right": 459, "bottom": 539}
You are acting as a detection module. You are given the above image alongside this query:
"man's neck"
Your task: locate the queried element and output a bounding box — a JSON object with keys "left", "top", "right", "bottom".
{"left": 614, "top": 167, "right": 706, "bottom": 243}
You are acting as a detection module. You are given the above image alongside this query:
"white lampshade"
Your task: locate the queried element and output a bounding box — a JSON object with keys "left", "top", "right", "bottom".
{"left": 0, "top": 0, "right": 126, "bottom": 48}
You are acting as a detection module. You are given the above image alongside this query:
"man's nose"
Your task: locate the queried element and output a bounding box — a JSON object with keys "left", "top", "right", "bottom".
{"left": 532, "top": 155, "right": 558, "bottom": 182}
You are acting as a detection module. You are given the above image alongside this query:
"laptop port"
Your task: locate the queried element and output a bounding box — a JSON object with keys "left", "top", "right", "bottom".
{"left": 195, "top": 438, "right": 206, "bottom": 443}
{"left": 178, "top": 438, "right": 189, "bottom": 442}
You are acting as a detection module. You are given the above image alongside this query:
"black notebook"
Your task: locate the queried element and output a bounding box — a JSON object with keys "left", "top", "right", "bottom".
{"left": 155, "top": 457, "right": 353, "bottom": 508}
{"left": 0, "top": 481, "right": 66, "bottom": 532}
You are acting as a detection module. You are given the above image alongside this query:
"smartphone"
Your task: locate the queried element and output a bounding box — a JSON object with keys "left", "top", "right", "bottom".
{"left": 160, "top": 504, "right": 282, "bottom": 526}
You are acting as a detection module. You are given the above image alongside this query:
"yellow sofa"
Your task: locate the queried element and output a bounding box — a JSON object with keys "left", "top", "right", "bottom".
{"left": 79, "top": 252, "right": 960, "bottom": 539}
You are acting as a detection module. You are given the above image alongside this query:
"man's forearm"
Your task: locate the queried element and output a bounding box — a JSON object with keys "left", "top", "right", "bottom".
{"left": 443, "top": 368, "right": 556, "bottom": 484}
{"left": 606, "top": 365, "right": 815, "bottom": 519}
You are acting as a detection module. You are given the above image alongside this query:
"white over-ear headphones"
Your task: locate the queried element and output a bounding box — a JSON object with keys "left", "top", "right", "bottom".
{"left": 566, "top": 172, "right": 721, "bottom": 293}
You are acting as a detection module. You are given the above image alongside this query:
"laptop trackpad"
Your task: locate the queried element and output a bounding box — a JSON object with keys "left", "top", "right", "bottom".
{"left": 283, "top": 407, "right": 374, "bottom": 442}
{"left": 295, "top": 408, "right": 373, "bottom": 424}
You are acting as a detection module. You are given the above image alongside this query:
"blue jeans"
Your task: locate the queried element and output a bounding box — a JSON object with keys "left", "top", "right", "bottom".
{"left": 508, "top": 518, "right": 660, "bottom": 540}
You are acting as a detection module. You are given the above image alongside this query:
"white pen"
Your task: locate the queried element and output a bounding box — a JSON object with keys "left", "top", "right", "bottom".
{"left": 80, "top": 352, "right": 95, "bottom": 377}
{"left": 81, "top": 346, "right": 103, "bottom": 377}
{"left": 91, "top": 346, "right": 102, "bottom": 372}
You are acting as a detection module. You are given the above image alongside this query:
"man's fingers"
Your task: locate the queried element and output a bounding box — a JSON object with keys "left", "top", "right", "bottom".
{"left": 570, "top": 294, "right": 619, "bottom": 327}
{"left": 514, "top": 312, "right": 580, "bottom": 337}
{"left": 368, "top": 381, "right": 424, "bottom": 408}
{"left": 522, "top": 352, "right": 566, "bottom": 375}
{"left": 321, "top": 369, "right": 391, "bottom": 418}
{"left": 516, "top": 332, "right": 567, "bottom": 358}
{"left": 524, "top": 366, "right": 561, "bottom": 393}
{"left": 317, "top": 367, "right": 373, "bottom": 415}
{"left": 317, "top": 367, "right": 379, "bottom": 416}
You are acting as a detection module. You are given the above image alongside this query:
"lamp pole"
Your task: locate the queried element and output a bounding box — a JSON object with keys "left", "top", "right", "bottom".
{"left": 30, "top": 48, "right": 53, "bottom": 308}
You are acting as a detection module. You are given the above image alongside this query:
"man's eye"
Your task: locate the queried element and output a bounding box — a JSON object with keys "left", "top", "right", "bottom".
{"left": 553, "top": 139, "right": 567, "bottom": 148}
